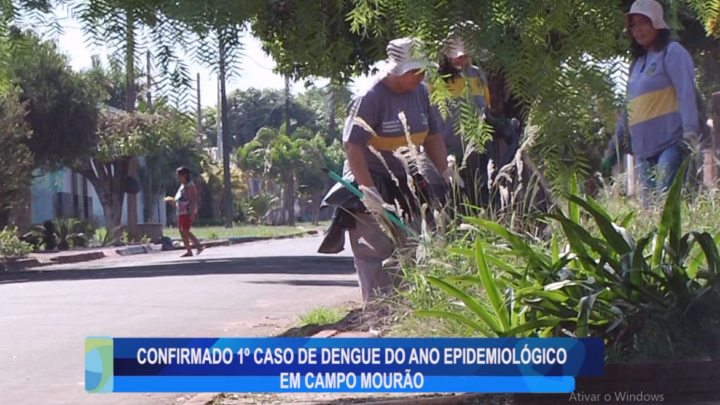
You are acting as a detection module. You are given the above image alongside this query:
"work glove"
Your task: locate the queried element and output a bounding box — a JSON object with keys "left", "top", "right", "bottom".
{"left": 683, "top": 131, "right": 699, "bottom": 150}
{"left": 600, "top": 157, "right": 613, "bottom": 179}
{"left": 359, "top": 185, "right": 386, "bottom": 216}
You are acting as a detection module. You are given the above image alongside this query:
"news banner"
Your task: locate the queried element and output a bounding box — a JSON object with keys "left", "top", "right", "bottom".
{"left": 85, "top": 337, "right": 604, "bottom": 394}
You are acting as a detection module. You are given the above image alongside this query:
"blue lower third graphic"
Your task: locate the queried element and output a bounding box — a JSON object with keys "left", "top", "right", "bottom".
{"left": 85, "top": 337, "right": 114, "bottom": 393}
{"left": 112, "top": 376, "right": 574, "bottom": 393}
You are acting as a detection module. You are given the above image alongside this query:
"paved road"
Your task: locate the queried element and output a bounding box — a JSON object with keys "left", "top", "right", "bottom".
{"left": 0, "top": 235, "right": 359, "bottom": 405}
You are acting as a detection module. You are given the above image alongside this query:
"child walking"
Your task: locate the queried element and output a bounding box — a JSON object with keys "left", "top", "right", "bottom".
{"left": 165, "top": 167, "right": 204, "bottom": 257}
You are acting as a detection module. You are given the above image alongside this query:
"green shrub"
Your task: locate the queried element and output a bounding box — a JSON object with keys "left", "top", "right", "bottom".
{"left": 94, "top": 226, "right": 123, "bottom": 247}
{"left": 53, "top": 218, "right": 88, "bottom": 250}
{"left": 0, "top": 227, "right": 33, "bottom": 260}
{"left": 236, "top": 194, "right": 281, "bottom": 224}
{"left": 417, "top": 160, "right": 720, "bottom": 362}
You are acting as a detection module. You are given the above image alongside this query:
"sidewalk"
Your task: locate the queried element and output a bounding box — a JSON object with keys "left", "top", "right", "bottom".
{"left": 1, "top": 245, "right": 149, "bottom": 272}
{"left": 1, "top": 229, "right": 321, "bottom": 272}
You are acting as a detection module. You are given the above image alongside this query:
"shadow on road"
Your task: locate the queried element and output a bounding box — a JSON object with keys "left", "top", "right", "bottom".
{"left": 247, "top": 279, "right": 358, "bottom": 288}
{"left": 0, "top": 256, "right": 355, "bottom": 285}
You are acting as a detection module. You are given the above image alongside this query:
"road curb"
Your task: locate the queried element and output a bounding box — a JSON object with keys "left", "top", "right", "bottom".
{"left": 1, "top": 251, "right": 108, "bottom": 272}
{"left": 1, "top": 244, "right": 158, "bottom": 273}
{"left": 54, "top": 251, "right": 107, "bottom": 264}
{"left": 116, "top": 245, "right": 152, "bottom": 256}
{"left": 0, "top": 258, "right": 42, "bottom": 272}
{"left": 169, "top": 230, "right": 321, "bottom": 251}
{"left": 1, "top": 230, "right": 321, "bottom": 273}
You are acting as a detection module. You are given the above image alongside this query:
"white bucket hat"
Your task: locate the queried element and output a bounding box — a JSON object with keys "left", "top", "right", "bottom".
{"left": 625, "top": 0, "right": 669, "bottom": 30}
{"left": 445, "top": 37, "right": 466, "bottom": 59}
{"left": 384, "top": 38, "right": 434, "bottom": 76}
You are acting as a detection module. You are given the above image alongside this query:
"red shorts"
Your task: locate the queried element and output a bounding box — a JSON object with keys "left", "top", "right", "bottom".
{"left": 178, "top": 215, "right": 192, "bottom": 231}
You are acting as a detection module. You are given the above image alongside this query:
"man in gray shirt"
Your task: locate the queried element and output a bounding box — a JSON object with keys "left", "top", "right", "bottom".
{"left": 318, "top": 37, "right": 451, "bottom": 304}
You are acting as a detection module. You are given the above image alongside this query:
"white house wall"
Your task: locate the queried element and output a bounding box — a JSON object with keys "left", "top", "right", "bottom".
{"left": 31, "top": 167, "right": 167, "bottom": 227}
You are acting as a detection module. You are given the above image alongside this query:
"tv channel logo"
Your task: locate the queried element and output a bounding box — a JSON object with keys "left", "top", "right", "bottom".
{"left": 85, "top": 337, "right": 114, "bottom": 393}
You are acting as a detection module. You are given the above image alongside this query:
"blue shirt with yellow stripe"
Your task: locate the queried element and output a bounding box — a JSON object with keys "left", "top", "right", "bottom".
{"left": 614, "top": 41, "right": 698, "bottom": 160}
{"left": 438, "top": 65, "right": 491, "bottom": 157}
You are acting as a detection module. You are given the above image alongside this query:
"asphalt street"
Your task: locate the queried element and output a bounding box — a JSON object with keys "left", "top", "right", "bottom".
{"left": 0, "top": 235, "right": 358, "bottom": 405}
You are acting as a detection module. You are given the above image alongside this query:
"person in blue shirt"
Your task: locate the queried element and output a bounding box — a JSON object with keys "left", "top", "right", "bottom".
{"left": 602, "top": 0, "right": 699, "bottom": 206}
{"left": 436, "top": 27, "right": 521, "bottom": 209}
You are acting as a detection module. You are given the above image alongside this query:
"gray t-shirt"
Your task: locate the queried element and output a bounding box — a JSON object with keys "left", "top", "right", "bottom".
{"left": 343, "top": 80, "right": 443, "bottom": 177}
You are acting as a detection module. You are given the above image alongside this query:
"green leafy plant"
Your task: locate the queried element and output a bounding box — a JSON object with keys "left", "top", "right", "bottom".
{"left": 141, "top": 235, "right": 152, "bottom": 244}
{"left": 94, "top": 226, "right": 123, "bottom": 247}
{"left": 0, "top": 227, "right": 33, "bottom": 260}
{"left": 53, "top": 218, "right": 88, "bottom": 250}
{"left": 418, "top": 160, "right": 720, "bottom": 361}
{"left": 237, "top": 194, "right": 282, "bottom": 225}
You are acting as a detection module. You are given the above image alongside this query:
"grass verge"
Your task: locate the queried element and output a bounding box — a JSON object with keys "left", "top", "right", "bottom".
{"left": 298, "top": 305, "right": 351, "bottom": 327}
{"left": 163, "top": 224, "right": 321, "bottom": 240}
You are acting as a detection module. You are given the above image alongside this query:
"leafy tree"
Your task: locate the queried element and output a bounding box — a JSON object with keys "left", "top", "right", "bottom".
{"left": 0, "top": 2, "right": 59, "bottom": 91}
{"left": 85, "top": 55, "right": 136, "bottom": 111}
{"left": 295, "top": 84, "right": 353, "bottom": 142}
{"left": 249, "top": 0, "right": 720, "bottom": 197}
{"left": 199, "top": 106, "right": 218, "bottom": 146}
{"left": 74, "top": 0, "right": 196, "bottom": 110}
{"left": 217, "top": 88, "right": 317, "bottom": 148}
{"left": 236, "top": 127, "right": 309, "bottom": 225}
{"left": 72, "top": 109, "right": 181, "bottom": 228}
{"left": 200, "top": 160, "right": 246, "bottom": 220}
{"left": 296, "top": 135, "right": 345, "bottom": 224}
{"left": 139, "top": 119, "right": 210, "bottom": 223}
{"left": 9, "top": 31, "right": 100, "bottom": 170}
{"left": 250, "top": 0, "right": 391, "bottom": 84}
{"left": 0, "top": 92, "right": 33, "bottom": 228}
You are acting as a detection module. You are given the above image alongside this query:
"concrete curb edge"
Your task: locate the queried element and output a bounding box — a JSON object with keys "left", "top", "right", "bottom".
{"left": 168, "top": 229, "right": 321, "bottom": 251}
{"left": 1, "top": 229, "right": 321, "bottom": 273}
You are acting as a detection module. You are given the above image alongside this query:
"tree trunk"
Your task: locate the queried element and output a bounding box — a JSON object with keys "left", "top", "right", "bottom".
{"left": 125, "top": 6, "right": 139, "bottom": 240}
{"left": 219, "top": 33, "right": 233, "bottom": 228}
{"left": 0, "top": 209, "right": 9, "bottom": 230}
{"left": 75, "top": 158, "right": 129, "bottom": 230}
{"left": 283, "top": 172, "right": 296, "bottom": 226}
{"left": 328, "top": 85, "right": 336, "bottom": 141}
{"left": 311, "top": 191, "right": 322, "bottom": 225}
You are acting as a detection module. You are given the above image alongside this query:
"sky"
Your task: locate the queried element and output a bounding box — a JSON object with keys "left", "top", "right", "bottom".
{"left": 42, "top": 7, "right": 378, "bottom": 109}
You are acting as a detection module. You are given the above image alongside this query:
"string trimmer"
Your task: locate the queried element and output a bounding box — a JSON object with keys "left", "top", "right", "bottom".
{"left": 321, "top": 168, "right": 408, "bottom": 232}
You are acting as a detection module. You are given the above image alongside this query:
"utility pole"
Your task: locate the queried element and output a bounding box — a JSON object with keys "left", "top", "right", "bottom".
{"left": 284, "top": 75, "right": 295, "bottom": 225}
{"left": 125, "top": 15, "right": 139, "bottom": 241}
{"left": 197, "top": 73, "right": 202, "bottom": 137}
{"left": 146, "top": 51, "right": 153, "bottom": 112}
{"left": 285, "top": 75, "right": 291, "bottom": 137}
{"left": 327, "top": 84, "right": 336, "bottom": 141}
{"left": 219, "top": 35, "right": 233, "bottom": 228}
{"left": 216, "top": 76, "right": 222, "bottom": 161}
{"left": 146, "top": 51, "right": 155, "bottom": 224}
